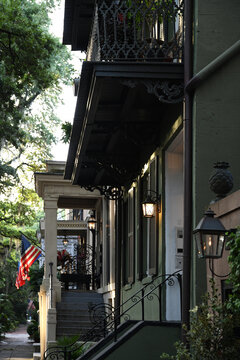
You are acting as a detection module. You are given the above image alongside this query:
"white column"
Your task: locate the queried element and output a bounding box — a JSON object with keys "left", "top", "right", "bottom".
{"left": 40, "top": 196, "right": 60, "bottom": 352}
{"left": 42, "top": 197, "right": 61, "bottom": 301}
{"left": 44, "top": 197, "right": 58, "bottom": 280}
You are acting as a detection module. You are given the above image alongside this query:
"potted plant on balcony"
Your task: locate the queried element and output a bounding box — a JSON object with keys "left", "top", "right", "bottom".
{"left": 128, "top": 0, "right": 180, "bottom": 61}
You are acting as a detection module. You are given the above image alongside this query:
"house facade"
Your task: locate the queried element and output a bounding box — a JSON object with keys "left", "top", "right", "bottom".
{"left": 35, "top": 161, "right": 118, "bottom": 358}
{"left": 39, "top": 0, "right": 240, "bottom": 358}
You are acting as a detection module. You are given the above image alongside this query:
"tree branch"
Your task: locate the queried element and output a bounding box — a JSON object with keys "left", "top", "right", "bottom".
{"left": 0, "top": 28, "right": 22, "bottom": 37}
{"left": 19, "top": 91, "right": 41, "bottom": 109}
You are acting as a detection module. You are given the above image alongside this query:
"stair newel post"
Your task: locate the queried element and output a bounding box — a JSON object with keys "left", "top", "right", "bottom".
{"left": 64, "top": 346, "right": 67, "bottom": 360}
{"left": 114, "top": 308, "right": 118, "bottom": 342}
{"left": 141, "top": 288, "right": 145, "bottom": 321}
{"left": 158, "top": 281, "right": 162, "bottom": 322}
{"left": 177, "top": 273, "right": 183, "bottom": 322}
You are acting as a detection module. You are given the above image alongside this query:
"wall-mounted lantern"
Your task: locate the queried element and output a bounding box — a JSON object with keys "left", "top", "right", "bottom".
{"left": 88, "top": 215, "right": 97, "bottom": 233}
{"left": 62, "top": 236, "right": 69, "bottom": 247}
{"left": 142, "top": 191, "right": 161, "bottom": 218}
{"left": 193, "top": 209, "right": 226, "bottom": 259}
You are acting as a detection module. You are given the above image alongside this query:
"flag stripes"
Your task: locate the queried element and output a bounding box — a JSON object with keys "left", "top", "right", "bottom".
{"left": 15, "top": 234, "right": 41, "bottom": 289}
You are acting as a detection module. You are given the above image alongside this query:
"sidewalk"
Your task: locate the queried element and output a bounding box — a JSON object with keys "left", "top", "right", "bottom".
{"left": 0, "top": 324, "right": 33, "bottom": 360}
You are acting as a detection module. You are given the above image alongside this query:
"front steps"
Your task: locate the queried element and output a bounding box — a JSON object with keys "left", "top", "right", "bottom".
{"left": 56, "top": 291, "right": 103, "bottom": 339}
{"left": 33, "top": 342, "right": 40, "bottom": 360}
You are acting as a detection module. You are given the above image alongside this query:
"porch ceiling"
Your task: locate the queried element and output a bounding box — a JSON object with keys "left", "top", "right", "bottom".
{"left": 65, "top": 61, "right": 184, "bottom": 187}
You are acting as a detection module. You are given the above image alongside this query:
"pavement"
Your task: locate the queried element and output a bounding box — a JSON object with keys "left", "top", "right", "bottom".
{"left": 0, "top": 325, "right": 34, "bottom": 360}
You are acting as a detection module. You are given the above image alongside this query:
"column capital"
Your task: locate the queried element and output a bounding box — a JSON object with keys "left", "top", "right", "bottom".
{"left": 44, "top": 196, "right": 58, "bottom": 210}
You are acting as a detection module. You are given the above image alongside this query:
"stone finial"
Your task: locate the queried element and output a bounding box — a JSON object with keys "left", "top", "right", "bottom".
{"left": 209, "top": 162, "right": 233, "bottom": 201}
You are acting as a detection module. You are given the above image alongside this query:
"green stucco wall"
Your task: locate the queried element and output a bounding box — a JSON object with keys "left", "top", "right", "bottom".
{"left": 121, "top": 116, "right": 183, "bottom": 321}
{"left": 193, "top": 0, "right": 240, "bottom": 303}
{"left": 104, "top": 324, "right": 181, "bottom": 360}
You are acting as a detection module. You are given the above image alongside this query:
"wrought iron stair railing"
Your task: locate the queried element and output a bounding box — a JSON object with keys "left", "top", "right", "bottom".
{"left": 44, "top": 270, "right": 182, "bottom": 360}
{"left": 87, "top": 0, "right": 184, "bottom": 62}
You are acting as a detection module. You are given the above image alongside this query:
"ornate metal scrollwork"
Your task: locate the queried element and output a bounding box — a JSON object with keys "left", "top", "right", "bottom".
{"left": 167, "top": 276, "right": 176, "bottom": 287}
{"left": 147, "top": 293, "right": 159, "bottom": 302}
{"left": 83, "top": 185, "right": 124, "bottom": 200}
{"left": 88, "top": 302, "right": 115, "bottom": 338}
{"left": 123, "top": 313, "right": 131, "bottom": 321}
{"left": 142, "top": 80, "right": 184, "bottom": 103}
{"left": 120, "top": 79, "right": 184, "bottom": 103}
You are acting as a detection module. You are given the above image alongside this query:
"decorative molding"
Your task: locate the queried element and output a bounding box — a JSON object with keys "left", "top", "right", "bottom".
{"left": 57, "top": 221, "right": 87, "bottom": 229}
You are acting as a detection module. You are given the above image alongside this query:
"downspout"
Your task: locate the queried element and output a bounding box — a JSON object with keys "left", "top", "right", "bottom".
{"left": 186, "top": 40, "right": 240, "bottom": 93}
{"left": 182, "top": 0, "right": 193, "bottom": 340}
{"left": 115, "top": 199, "right": 122, "bottom": 324}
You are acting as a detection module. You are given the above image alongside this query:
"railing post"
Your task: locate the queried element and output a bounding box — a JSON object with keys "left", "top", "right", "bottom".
{"left": 49, "top": 262, "right": 53, "bottom": 309}
{"left": 159, "top": 281, "right": 162, "bottom": 322}
{"left": 141, "top": 288, "right": 145, "bottom": 321}
{"left": 114, "top": 308, "right": 117, "bottom": 342}
{"left": 177, "top": 273, "right": 183, "bottom": 321}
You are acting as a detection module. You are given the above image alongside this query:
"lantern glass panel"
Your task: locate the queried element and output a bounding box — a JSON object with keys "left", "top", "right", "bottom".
{"left": 88, "top": 217, "right": 96, "bottom": 230}
{"left": 202, "top": 233, "right": 224, "bottom": 258}
{"left": 216, "top": 234, "right": 225, "bottom": 257}
{"left": 195, "top": 232, "right": 203, "bottom": 258}
{"left": 142, "top": 202, "right": 155, "bottom": 218}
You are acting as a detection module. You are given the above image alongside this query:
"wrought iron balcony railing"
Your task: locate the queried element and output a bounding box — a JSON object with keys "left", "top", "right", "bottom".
{"left": 87, "top": 0, "right": 184, "bottom": 62}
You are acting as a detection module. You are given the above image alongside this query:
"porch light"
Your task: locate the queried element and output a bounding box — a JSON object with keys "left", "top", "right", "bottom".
{"left": 142, "top": 191, "right": 161, "bottom": 218}
{"left": 193, "top": 209, "right": 226, "bottom": 259}
{"left": 88, "top": 215, "right": 97, "bottom": 232}
{"left": 62, "top": 236, "right": 69, "bottom": 247}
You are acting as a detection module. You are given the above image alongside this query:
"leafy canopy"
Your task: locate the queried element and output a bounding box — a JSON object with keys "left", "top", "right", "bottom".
{"left": 0, "top": 0, "right": 74, "bottom": 189}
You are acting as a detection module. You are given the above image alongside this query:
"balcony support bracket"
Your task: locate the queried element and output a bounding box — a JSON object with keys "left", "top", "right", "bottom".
{"left": 120, "top": 79, "right": 184, "bottom": 104}
{"left": 83, "top": 186, "right": 124, "bottom": 200}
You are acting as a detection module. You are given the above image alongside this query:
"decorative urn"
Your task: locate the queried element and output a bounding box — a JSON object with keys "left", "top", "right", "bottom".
{"left": 209, "top": 162, "right": 233, "bottom": 200}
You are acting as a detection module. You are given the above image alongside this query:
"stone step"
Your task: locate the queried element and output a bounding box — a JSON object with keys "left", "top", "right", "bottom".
{"left": 56, "top": 326, "right": 93, "bottom": 336}
{"left": 33, "top": 352, "right": 41, "bottom": 360}
{"left": 56, "top": 291, "right": 104, "bottom": 338}
{"left": 58, "top": 296, "right": 102, "bottom": 302}
{"left": 33, "top": 343, "right": 40, "bottom": 352}
{"left": 61, "top": 291, "right": 102, "bottom": 298}
{"left": 57, "top": 312, "right": 91, "bottom": 319}
{"left": 57, "top": 303, "right": 93, "bottom": 311}
{"left": 57, "top": 319, "right": 92, "bottom": 328}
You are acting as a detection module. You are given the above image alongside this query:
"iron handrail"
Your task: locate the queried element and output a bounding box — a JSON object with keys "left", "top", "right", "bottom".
{"left": 44, "top": 270, "right": 182, "bottom": 359}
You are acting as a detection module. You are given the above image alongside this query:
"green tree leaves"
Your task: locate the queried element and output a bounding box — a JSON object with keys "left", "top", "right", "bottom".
{"left": 0, "top": 0, "right": 73, "bottom": 188}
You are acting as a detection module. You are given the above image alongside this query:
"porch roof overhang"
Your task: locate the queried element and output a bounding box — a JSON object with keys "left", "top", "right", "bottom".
{"left": 65, "top": 61, "right": 184, "bottom": 187}
{"left": 63, "top": 0, "right": 95, "bottom": 51}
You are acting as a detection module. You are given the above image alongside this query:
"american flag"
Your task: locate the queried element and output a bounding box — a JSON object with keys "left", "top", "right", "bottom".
{"left": 15, "top": 234, "right": 41, "bottom": 289}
